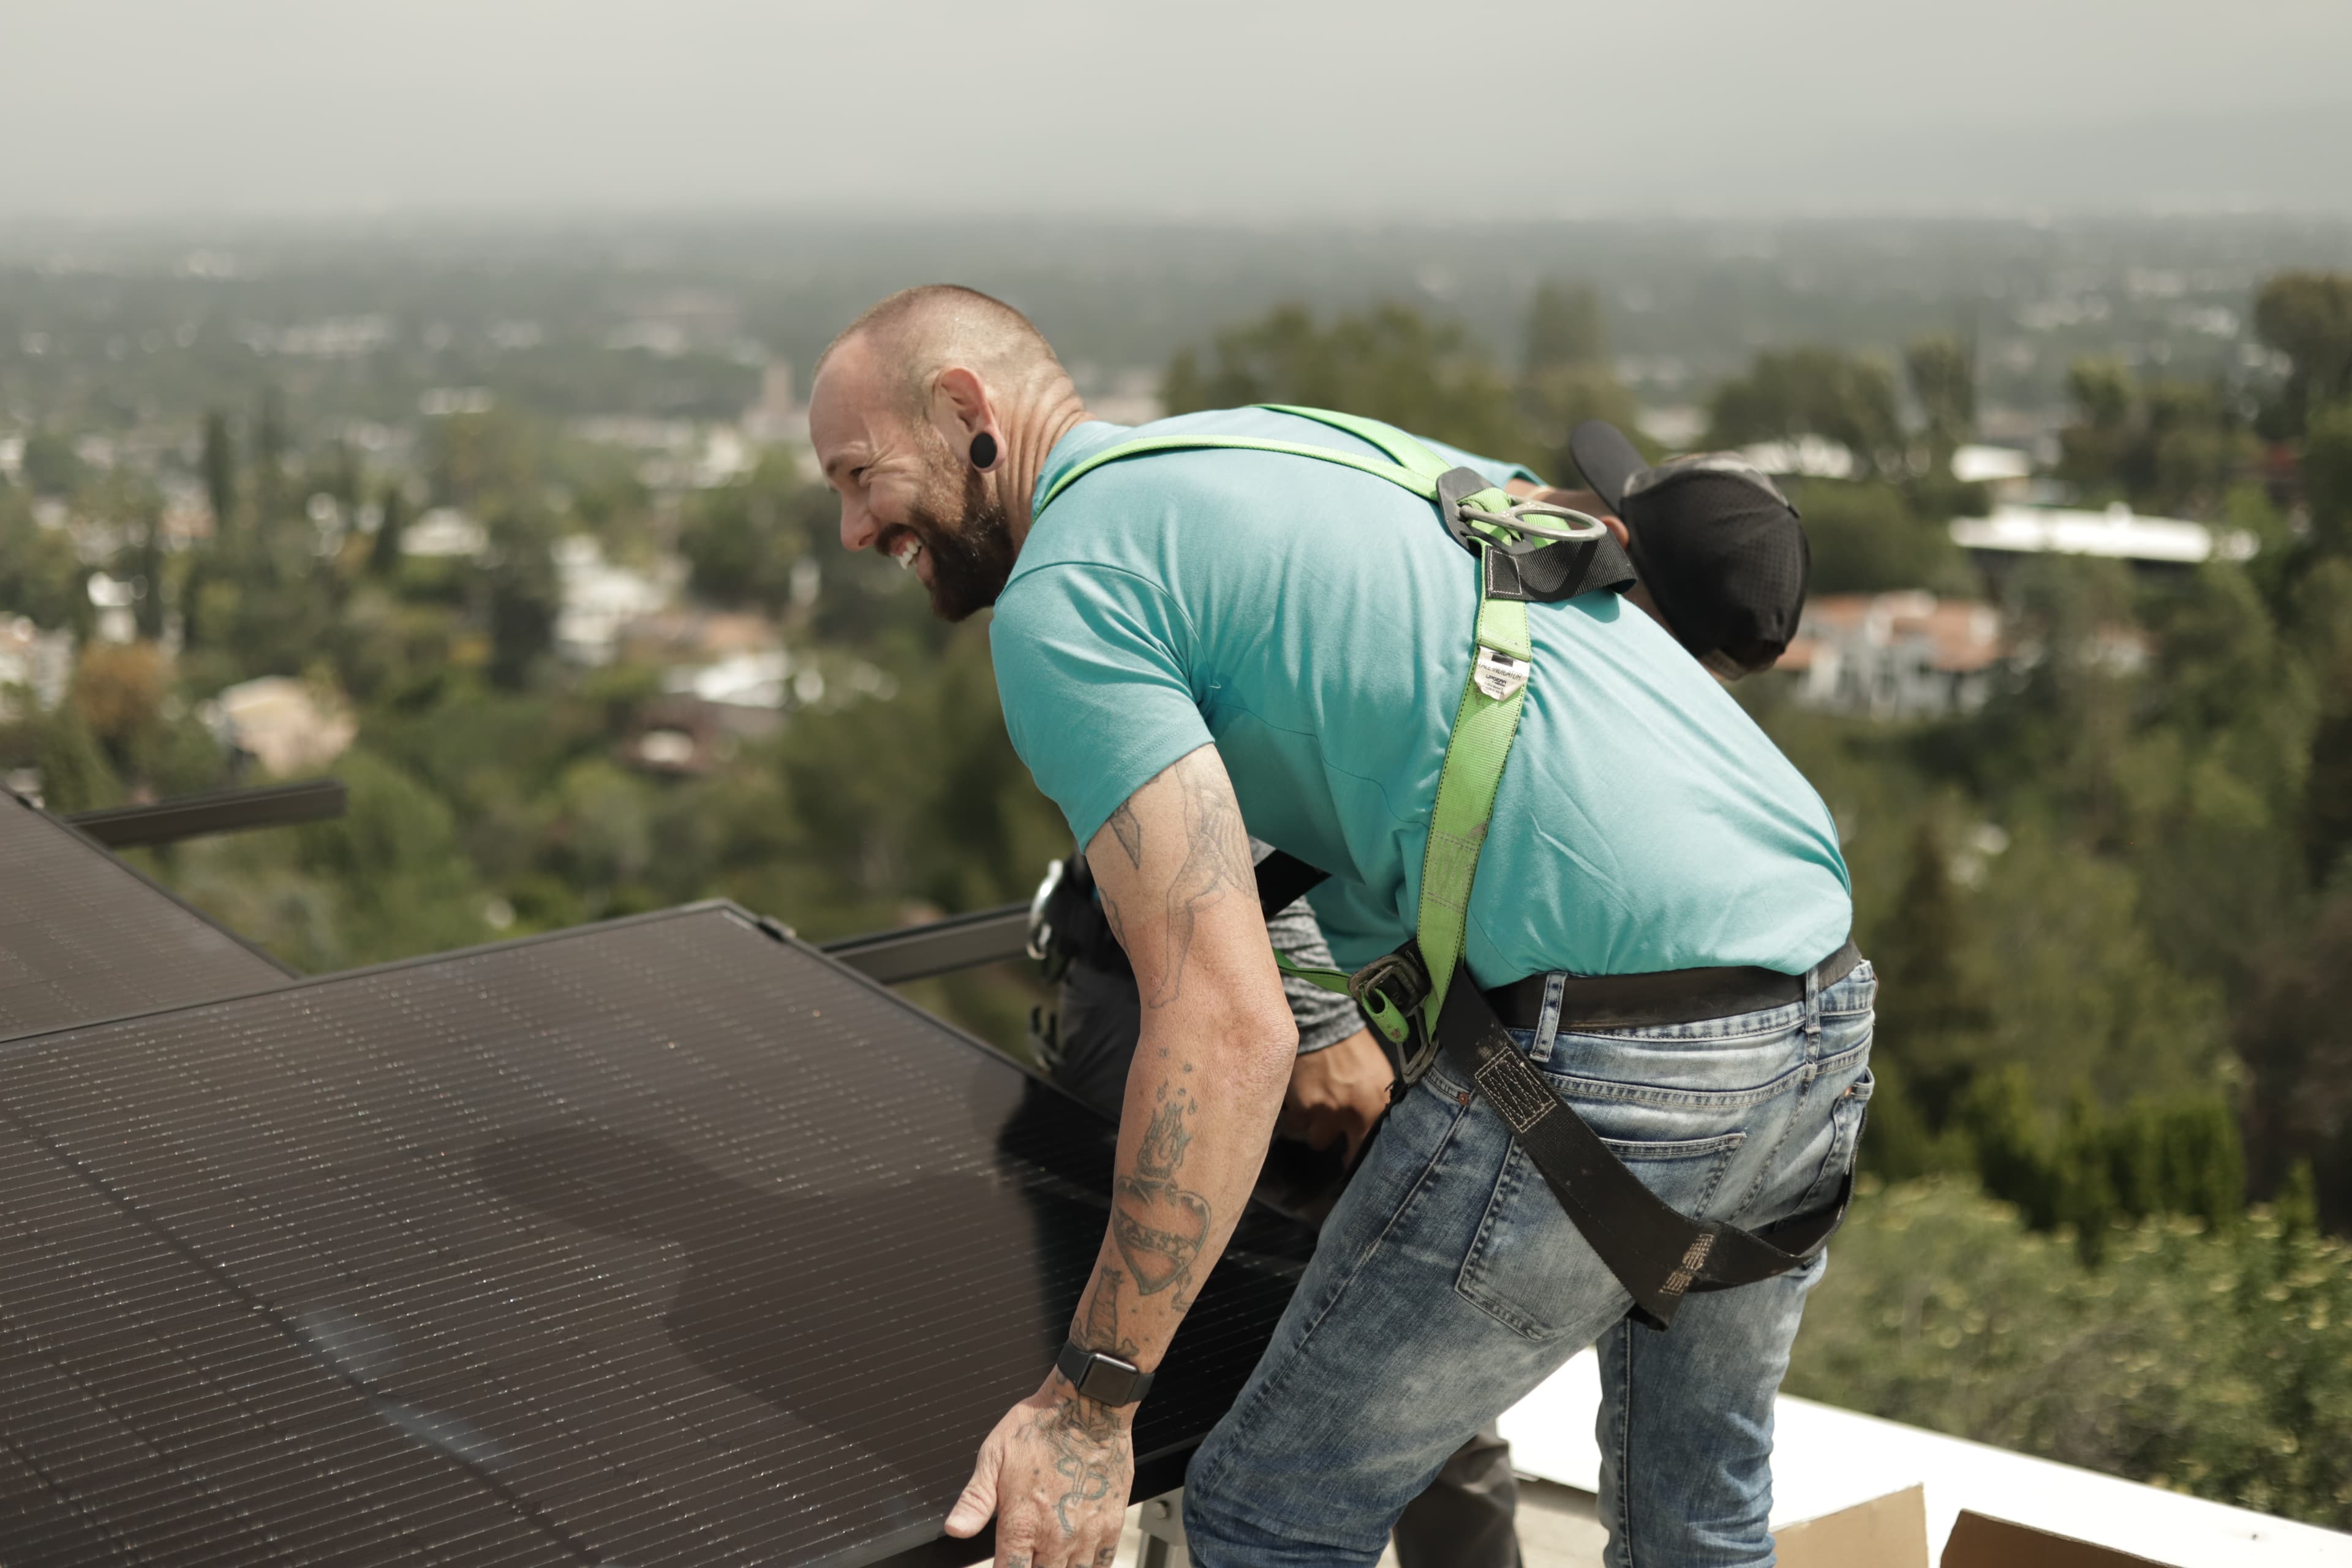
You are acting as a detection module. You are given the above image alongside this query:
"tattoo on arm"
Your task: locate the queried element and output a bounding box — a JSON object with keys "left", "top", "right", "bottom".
{"left": 1076, "top": 1267, "right": 1142, "bottom": 1360}
{"left": 1106, "top": 799, "right": 1144, "bottom": 869}
{"left": 1111, "top": 1085, "right": 1213, "bottom": 1311}
{"left": 1144, "top": 752, "right": 1256, "bottom": 1009}
{"left": 1028, "top": 1392, "right": 1131, "bottom": 1537}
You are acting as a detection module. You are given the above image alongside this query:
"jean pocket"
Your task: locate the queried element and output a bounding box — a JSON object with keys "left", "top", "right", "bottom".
{"left": 1454, "top": 1129, "right": 1746, "bottom": 1342}
{"left": 1794, "top": 1068, "right": 1874, "bottom": 1213}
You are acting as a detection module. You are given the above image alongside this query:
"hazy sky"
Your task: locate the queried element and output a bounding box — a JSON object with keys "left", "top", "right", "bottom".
{"left": 7, "top": 0, "right": 2350, "bottom": 220}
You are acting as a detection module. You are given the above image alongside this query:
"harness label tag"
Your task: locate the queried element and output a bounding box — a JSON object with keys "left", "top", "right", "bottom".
{"left": 1472, "top": 647, "right": 1529, "bottom": 701}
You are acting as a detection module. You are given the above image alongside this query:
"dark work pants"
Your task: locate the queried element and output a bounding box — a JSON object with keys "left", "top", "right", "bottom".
{"left": 1053, "top": 960, "right": 1522, "bottom": 1568}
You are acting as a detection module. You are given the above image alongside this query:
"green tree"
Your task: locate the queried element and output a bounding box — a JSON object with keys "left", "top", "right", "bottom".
{"left": 32, "top": 703, "right": 120, "bottom": 813}
{"left": 0, "top": 485, "right": 87, "bottom": 630}
{"left": 2057, "top": 360, "right": 2256, "bottom": 514}
{"left": 484, "top": 507, "right": 559, "bottom": 690}
{"left": 1788, "top": 1177, "right": 2352, "bottom": 1527}
{"left": 252, "top": 387, "right": 287, "bottom": 523}
{"left": 1871, "top": 816, "right": 1993, "bottom": 1132}
{"left": 200, "top": 409, "right": 238, "bottom": 534}
{"left": 19, "top": 429, "right": 84, "bottom": 497}
{"left": 1904, "top": 334, "right": 1976, "bottom": 472}
{"left": 2252, "top": 271, "right": 2352, "bottom": 437}
{"left": 2302, "top": 401, "right": 2352, "bottom": 559}
{"left": 1783, "top": 479, "right": 1968, "bottom": 594}
{"left": 1161, "top": 302, "right": 1538, "bottom": 467}
{"left": 370, "top": 484, "right": 409, "bottom": 578}
{"left": 678, "top": 454, "right": 821, "bottom": 611}
{"left": 1704, "top": 348, "right": 1904, "bottom": 477}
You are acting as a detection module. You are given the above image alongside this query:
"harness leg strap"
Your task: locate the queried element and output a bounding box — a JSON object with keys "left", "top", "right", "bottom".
{"left": 1433, "top": 960, "right": 1850, "bottom": 1331}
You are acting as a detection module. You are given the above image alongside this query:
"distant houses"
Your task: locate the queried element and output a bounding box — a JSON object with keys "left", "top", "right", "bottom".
{"left": 1780, "top": 594, "right": 2007, "bottom": 719}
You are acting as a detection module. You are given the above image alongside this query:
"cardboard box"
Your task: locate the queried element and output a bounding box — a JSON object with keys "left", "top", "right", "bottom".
{"left": 1777, "top": 1483, "right": 1930, "bottom": 1568}
{"left": 1942, "top": 1509, "right": 2176, "bottom": 1567}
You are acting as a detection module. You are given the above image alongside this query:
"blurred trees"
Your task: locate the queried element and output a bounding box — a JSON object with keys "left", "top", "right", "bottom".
{"left": 2252, "top": 270, "right": 2352, "bottom": 437}
{"left": 1704, "top": 347, "right": 1904, "bottom": 476}
{"left": 2056, "top": 359, "right": 2260, "bottom": 514}
{"left": 678, "top": 453, "right": 825, "bottom": 613}
{"left": 1783, "top": 480, "right": 1971, "bottom": 595}
{"left": 1161, "top": 301, "right": 1539, "bottom": 467}
{"left": 1905, "top": 334, "right": 1976, "bottom": 472}
{"left": 1158, "top": 282, "right": 1644, "bottom": 485}
{"left": 1787, "top": 1176, "right": 2352, "bottom": 1528}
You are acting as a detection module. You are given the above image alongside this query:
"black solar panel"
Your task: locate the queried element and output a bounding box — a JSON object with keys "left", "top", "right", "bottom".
{"left": 1, "top": 791, "right": 290, "bottom": 1040}
{"left": 0, "top": 902, "right": 1315, "bottom": 1567}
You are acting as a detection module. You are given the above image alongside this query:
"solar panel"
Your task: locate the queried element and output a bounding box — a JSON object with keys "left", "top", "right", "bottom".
{"left": 0, "top": 791, "right": 291, "bottom": 1041}
{"left": 0, "top": 902, "right": 1316, "bottom": 1567}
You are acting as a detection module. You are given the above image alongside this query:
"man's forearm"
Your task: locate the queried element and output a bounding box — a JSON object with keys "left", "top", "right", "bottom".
{"left": 1069, "top": 1011, "right": 1291, "bottom": 1371}
{"left": 946, "top": 746, "right": 1293, "bottom": 1566}
{"left": 1068, "top": 747, "right": 1297, "bottom": 1374}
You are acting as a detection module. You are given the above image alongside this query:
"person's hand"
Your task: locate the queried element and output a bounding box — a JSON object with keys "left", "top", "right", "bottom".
{"left": 1278, "top": 1026, "right": 1392, "bottom": 1166}
{"left": 945, "top": 1378, "right": 1135, "bottom": 1568}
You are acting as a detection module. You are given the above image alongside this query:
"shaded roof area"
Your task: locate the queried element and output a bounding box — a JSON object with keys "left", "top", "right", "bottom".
{"left": 0, "top": 790, "right": 289, "bottom": 1041}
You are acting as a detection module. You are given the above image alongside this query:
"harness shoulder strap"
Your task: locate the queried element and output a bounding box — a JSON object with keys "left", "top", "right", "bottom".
{"left": 1035, "top": 432, "right": 1438, "bottom": 516}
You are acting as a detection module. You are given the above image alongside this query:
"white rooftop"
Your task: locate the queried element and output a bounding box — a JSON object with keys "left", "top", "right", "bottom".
{"left": 1951, "top": 443, "right": 2033, "bottom": 483}
{"left": 1951, "top": 502, "right": 2258, "bottom": 565}
{"left": 1497, "top": 1348, "right": 2348, "bottom": 1566}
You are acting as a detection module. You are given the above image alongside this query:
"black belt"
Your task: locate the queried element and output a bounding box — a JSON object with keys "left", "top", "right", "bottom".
{"left": 1484, "top": 938, "right": 1866, "bottom": 1034}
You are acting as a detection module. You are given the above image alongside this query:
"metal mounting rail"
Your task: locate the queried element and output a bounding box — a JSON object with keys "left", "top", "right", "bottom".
{"left": 67, "top": 778, "right": 350, "bottom": 849}
{"left": 820, "top": 902, "right": 1033, "bottom": 984}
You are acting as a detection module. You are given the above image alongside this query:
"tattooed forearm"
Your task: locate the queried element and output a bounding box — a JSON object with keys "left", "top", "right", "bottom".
{"left": 1111, "top": 1085, "right": 1213, "bottom": 1307}
{"left": 1144, "top": 752, "right": 1257, "bottom": 1009}
{"left": 1105, "top": 799, "right": 1144, "bottom": 869}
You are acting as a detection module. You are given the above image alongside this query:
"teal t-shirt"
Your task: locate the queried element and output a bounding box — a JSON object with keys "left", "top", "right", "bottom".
{"left": 990, "top": 407, "right": 1852, "bottom": 985}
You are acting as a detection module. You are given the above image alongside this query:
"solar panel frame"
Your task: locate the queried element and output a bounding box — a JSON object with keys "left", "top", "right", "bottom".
{"left": 0, "top": 900, "right": 1316, "bottom": 1567}
{"left": 0, "top": 790, "right": 293, "bottom": 1042}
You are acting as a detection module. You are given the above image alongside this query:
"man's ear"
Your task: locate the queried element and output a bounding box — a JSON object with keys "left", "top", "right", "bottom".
{"left": 929, "top": 366, "right": 998, "bottom": 462}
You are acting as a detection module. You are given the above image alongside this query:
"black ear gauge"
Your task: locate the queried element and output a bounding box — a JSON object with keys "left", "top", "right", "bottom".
{"left": 970, "top": 431, "right": 999, "bottom": 470}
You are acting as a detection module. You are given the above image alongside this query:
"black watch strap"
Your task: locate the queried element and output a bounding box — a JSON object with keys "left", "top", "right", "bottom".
{"left": 1055, "top": 1338, "right": 1154, "bottom": 1407}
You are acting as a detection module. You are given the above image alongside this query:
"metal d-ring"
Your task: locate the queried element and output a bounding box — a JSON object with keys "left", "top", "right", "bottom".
{"left": 1456, "top": 500, "right": 1613, "bottom": 544}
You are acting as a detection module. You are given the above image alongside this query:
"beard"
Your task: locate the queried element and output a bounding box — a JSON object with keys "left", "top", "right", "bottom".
{"left": 901, "top": 461, "right": 1020, "bottom": 622}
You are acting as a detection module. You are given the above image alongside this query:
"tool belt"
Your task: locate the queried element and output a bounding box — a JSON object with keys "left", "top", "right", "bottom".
{"left": 1036, "top": 406, "right": 1860, "bottom": 1332}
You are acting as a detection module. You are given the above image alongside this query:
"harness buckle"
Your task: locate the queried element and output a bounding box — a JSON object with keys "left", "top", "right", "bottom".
{"left": 1350, "top": 946, "right": 1440, "bottom": 1100}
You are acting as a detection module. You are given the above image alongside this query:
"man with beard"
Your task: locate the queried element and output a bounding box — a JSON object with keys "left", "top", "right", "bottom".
{"left": 809, "top": 286, "right": 1867, "bottom": 1568}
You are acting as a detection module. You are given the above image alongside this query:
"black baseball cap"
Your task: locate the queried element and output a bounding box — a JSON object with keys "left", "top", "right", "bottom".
{"left": 1567, "top": 420, "right": 1810, "bottom": 675}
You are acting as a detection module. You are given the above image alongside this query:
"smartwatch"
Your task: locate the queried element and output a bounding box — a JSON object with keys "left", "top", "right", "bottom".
{"left": 1055, "top": 1338, "right": 1155, "bottom": 1406}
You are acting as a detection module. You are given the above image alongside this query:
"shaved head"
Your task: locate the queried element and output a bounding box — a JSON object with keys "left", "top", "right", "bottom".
{"left": 818, "top": 284, "right": 1069, "bottom": 420}
{"left": 810, "top": 284, "right": 1090, "bottom": 625}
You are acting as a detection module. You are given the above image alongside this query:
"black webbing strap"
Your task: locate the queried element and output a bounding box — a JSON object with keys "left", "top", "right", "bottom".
{"left": 1254, "top": 850, "right": 1330, "bottom": 920}
{"left": 1432, "top": 962, "right": 1852, "bottom": 1330}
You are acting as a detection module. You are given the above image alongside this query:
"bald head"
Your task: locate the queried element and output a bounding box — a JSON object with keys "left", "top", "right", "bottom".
{"left": 818, "top": 284, "right": 1069, "bottom": 420}
{"left": 810, "top": 285, "right": 1090, "bottom": 624}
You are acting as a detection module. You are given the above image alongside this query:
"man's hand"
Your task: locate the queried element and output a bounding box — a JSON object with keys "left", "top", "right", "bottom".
{"left": 945, "top": 1376, "right": 1134, "bottom": 1568}
{"left": 1278, "top": 1026, "right": 1392, "bottom": 1166}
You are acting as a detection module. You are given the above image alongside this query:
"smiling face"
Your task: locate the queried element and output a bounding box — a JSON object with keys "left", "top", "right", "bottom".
{"left": 810, "top": 337, "right": 1019, "bottom": 622}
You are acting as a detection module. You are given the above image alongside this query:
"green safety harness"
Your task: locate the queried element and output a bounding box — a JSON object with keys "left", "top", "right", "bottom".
{"left": 1035, "top": 407, "right": 1853, "bottom": 1329}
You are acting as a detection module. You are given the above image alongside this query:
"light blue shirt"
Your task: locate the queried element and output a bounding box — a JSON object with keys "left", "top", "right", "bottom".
{"left": 990, "top": 408, "right": 1852, "bottom": 985}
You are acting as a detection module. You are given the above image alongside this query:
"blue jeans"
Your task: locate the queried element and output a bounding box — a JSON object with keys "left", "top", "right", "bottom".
{"left": 1184, "top": 962, "right": 1876, "bottom": 1568}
